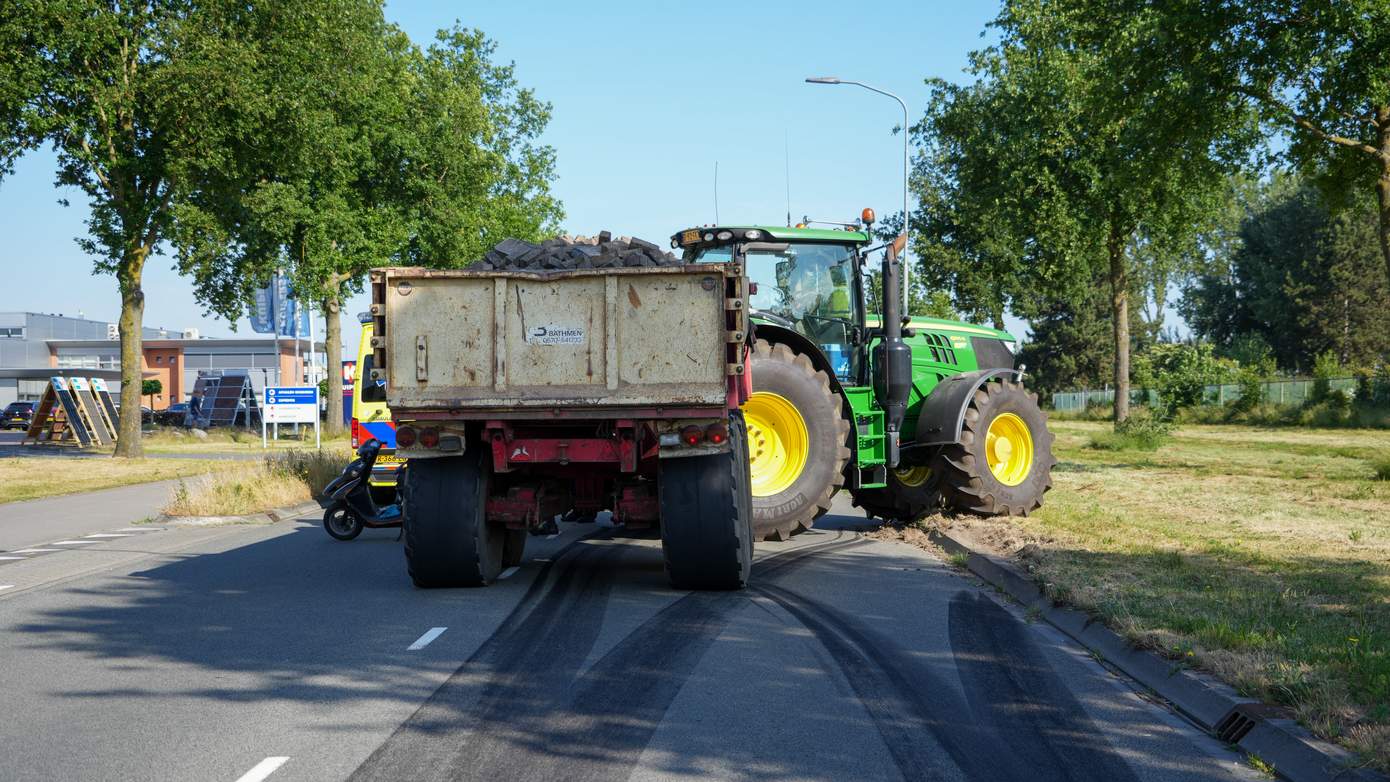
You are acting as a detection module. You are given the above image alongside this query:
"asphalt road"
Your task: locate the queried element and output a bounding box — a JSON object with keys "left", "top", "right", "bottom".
{"left": 0, "top": 497, "right": 1262, "bottom": 782}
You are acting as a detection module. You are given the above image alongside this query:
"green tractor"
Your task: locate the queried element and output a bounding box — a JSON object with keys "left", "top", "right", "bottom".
{"left": 672, "top": 213, "right": 1056, "bottom": 540}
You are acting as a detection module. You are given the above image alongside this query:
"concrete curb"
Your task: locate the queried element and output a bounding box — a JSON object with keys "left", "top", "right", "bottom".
{"left": 154, "top": 500, "right": 321, "bottom": 528}
{"left": 925, "top": 525, "right": 1387, "bottom": 782}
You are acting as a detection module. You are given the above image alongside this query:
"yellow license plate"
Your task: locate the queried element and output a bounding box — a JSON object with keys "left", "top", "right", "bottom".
{"left": 681, "top": 229, "right": 700, "bottom": 245}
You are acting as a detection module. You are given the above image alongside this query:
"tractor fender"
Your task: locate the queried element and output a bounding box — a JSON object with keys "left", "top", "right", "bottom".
{"left": 911, "top": 368, "right": 1022, "bottom": 447}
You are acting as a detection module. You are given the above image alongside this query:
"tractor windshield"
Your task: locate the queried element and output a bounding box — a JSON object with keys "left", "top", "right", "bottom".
{"left": 744, "top": 242, "right": 860, "bottom": 381}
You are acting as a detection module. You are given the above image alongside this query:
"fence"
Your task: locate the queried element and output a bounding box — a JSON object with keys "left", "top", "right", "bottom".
{"left": 1050, "top": 376, "right": 1361, "bottom": 412}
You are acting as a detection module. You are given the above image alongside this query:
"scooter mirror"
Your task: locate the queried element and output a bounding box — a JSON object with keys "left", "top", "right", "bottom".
{"left": 357, "top": 438, "right": 381, "bottom": 458}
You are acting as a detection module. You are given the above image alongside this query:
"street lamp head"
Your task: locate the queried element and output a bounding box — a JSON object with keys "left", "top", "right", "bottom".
{"left": 805, "top": 76, "right": 841, "bottom": 84}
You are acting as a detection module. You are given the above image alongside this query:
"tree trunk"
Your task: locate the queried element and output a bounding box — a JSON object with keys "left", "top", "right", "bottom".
{"left": 1377, "top": 156, "right": 1390, "bottom": 294}
{"left": 113, "top": 248, "right": 147, "bottom": 458}
{"left": 323, "top": 294, "right": 344, "bottom": 436}
{"left": 1108, "top": 225, "right": 1131, "bottom": 425}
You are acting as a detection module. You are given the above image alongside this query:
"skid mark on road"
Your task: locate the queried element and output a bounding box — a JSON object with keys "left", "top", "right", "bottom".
{"left": 948, "top": 590, "right": 1140, "bottom": 782}
{"left": 350, "top": 534, "right": 864, "bottom": 781}
{"left": 351, "top": 541, "right": 625, "bottom": 781}
{"left": 755, "top": 580, "right": 1006, "bottom": 781}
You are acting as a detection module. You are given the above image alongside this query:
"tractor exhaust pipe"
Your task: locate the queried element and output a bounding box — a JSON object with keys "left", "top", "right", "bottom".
{"left": 875, "top": 234, "right": 912, "bottom": 468}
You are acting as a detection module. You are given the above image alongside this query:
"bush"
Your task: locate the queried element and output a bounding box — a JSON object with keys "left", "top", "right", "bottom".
{"left": 1310, "top": 350, "right": 1341, "bottom": 404}
{"left": 1134, "top": 342, "right": 1234, "bottom": 420}
{"left": 1088, "top": 414, "right": 1173, "bottom": 451}
{"left": 1373, "top": 457, "right": 1390, "bottom": 482}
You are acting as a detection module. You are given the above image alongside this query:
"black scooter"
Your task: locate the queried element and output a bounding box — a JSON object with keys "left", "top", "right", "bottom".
{"left": 319, "top": 439, "right": 403, "bottom": 541}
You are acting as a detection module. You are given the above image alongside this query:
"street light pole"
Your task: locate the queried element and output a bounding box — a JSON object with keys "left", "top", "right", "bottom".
{"left": 805, "top": 76, "right": 910, "bottom": 313}
{"left": 806, "top": 76, "right": 913, "bottom": 468}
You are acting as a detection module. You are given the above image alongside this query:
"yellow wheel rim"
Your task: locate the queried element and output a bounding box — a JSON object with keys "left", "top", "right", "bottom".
{"left": 742, "top": 391, "right": 809, "bottom": 496}
{"left": 985, "top": 412, "right": 1034, "bottom": 486}
{"left": 895, "top": 464, "right": 931, "bottom": 488}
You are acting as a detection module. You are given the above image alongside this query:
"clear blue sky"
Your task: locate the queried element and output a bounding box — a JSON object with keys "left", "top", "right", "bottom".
{"left": 0, "top": 0, "right": 1010, "bottom": 358}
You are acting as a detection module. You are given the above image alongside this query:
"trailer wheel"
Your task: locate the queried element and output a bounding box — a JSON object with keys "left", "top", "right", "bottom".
{"left": 402, "top": 451, "right": 505, "bottom": 587}
{"left": 938, "top": 379, "right": 1055, "bottom": 517}
{"left": 743, "top": 340, "right": 850, "bottom": 541}
{"left": 659, "top": 411, "right": 753, "bottom": 590}
{"left": 850, "top": 462, "right": 941, "bottom": 522}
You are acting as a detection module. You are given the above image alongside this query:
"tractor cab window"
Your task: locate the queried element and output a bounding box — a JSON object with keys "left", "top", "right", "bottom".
{"left": 743, "top": 243, "right": 859, "bottom": 381}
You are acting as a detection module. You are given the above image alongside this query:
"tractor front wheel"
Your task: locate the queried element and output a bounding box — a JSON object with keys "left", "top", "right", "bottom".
{"left": 851, "top": 462, "right": 940, "bottom": 522}
{"left": 938, "top": 379, "right": 1055, "bottom": 516}
{"left": 743, "top": 340, "right": 850, "bottom": 541}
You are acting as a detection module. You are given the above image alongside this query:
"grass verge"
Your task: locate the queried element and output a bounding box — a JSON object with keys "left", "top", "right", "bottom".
{"left": 918, "top": 420, "right": 1390, "bottom": 772}
{"left": 142, "top": 426, "right": 350, "bottom": 455}
{"left": 163, "top": 449, "right": 347, "bottom": 517}
{"left": 0, "top": 457, "right": 226, "bottom": 504}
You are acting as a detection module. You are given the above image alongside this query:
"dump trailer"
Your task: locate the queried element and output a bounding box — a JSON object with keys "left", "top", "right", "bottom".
{"left": 368, "top": 247, "right": 753, "bottom": 589}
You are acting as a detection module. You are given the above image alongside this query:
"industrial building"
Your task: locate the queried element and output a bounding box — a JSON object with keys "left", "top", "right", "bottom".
{"left": 0, "top": 311, "right": 319, "bottom": 407}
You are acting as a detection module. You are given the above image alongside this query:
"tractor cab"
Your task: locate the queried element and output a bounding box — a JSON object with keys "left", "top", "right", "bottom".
{"left": 673, "top": 224, "right": 871, "bottom": 385}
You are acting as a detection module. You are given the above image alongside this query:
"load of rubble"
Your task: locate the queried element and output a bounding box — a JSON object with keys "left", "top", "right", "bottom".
{"left": 471, "top": 231, "right": 684, "bottom": 271}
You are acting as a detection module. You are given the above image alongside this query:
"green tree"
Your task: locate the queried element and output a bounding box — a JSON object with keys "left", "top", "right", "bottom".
{"left": 175, "top": 21, "right": 561, "bottom": 435}
{"left": 1223, "top": 0, "right": 1390, "bottom": 291}
{"left": 916, "top": 0, "right": 1256, "bottom": 423}
{"left": 1182, "top": 180, "right": 1390, "bottom": 372}
{"left": 141, "top": 378, "right": 162, "bottom": 408}
{"left": 0, "top": 0, "right": 267, "bottom": 456}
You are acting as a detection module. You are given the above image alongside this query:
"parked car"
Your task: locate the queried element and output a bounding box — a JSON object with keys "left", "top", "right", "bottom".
{"left": 2, "top": 401, "right": 35, "bottom": 430}
{"left": 154, "top": 402, "right": 188, "bottom": 426}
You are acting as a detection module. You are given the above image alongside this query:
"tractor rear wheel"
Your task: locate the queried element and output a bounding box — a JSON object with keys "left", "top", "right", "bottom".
{"left": 743, "top": 340, "right": 850, "bottom": 541}
{"left": 938, "top": 379, "right": 1055, "bottom": 516}
{"left": 659, "top": 411, "right": 753, "bottom": 589}
{"left": 851, "top": 463, "right": 941, "bottom": 522}
{"left": 403, "top": 451, "right": 505, "bottom": 587}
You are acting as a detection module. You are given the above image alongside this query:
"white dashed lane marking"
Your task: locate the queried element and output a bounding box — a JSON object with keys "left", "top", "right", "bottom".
{"left": 497, "top": 566, "right": 520, "bottom": 580}
{"left": 0, "top": 585, "right": 14, "bottom": 592}
{"left": 234, "top": 756, "right": 289, "bottom": 782}
{"left": 407, "top": 627, "right": 447, "bottom": 651}
{"left": 50, "top": 541, "right": 93, "bottom": 546}
{"left": 83, "top": 533, "right": 133, "bottom": 538}
{"left": 11, "top": 549, "right": 60, "bottom": 554}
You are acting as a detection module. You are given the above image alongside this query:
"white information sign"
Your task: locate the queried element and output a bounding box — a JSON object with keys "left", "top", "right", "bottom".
{"left": 262, "top": 386, "right": 320, "bottom": 448}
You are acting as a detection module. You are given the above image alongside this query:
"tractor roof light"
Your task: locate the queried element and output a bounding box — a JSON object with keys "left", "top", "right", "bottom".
{"left": 744, "top": 230, "right": 762, "bottom": 239}
{"left": 861, "top": 207, "right": 876, "bottom": 225}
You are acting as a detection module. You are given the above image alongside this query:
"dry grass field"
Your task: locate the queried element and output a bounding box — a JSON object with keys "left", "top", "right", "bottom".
{"left": 0, "top": 457, "right": 224, "bottom": 504}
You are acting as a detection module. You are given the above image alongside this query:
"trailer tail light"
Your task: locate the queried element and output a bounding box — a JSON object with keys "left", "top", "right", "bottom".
{"left": 350, "top": 418, "right": 361, "bottom": 448}
{"left": 396, "top": 425, "right": 418, "bottom": 448}
{"left": 680, "top": 425, "right": 704, "bottom": 446}
{"left": 705, "top": 423, "right": 728, "bottom": 445}
{"left": 418, "top": 427, "right": 440, "bottom": 448}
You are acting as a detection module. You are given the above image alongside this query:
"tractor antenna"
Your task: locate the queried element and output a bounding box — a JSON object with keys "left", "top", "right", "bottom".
{"left": 784, "top": 130, "right": 792, "bottom": 227}
{"left": 714, "top": 160, "right": 720, "bottom": 224}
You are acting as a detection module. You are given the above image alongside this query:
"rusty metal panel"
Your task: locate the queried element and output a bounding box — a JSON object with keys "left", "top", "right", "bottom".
{"left": 616, "top": 273, "right": 725, "bottom": 388}
{"left": 384, "top": 276, "right": 494, "bottom": 391}
{"left": 380, "top": 266, "right": 732, "bottom": 411}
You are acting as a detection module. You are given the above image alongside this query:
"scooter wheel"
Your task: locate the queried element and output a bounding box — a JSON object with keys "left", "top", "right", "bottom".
{"left": 324, "top": 505, "right": 364, "bottom": 541}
